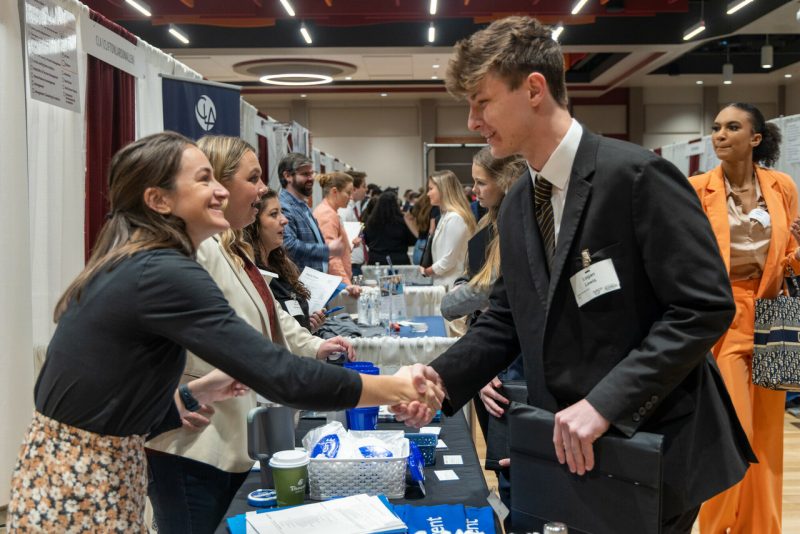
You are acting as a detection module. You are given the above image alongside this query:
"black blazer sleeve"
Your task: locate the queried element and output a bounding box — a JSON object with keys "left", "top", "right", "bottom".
{"left": 136, "top": 252, "right": 362, "bottom": 411}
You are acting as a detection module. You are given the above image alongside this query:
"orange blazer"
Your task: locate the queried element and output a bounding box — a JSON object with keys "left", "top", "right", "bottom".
{"left": 689, "top": 165, "right": 800, "bottom": 300}
{"left": 313, "top": 200, "right": 353, "bottom": 284}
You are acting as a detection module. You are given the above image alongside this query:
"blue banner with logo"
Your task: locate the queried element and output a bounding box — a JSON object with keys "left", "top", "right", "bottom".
{"left": 162, "top": 76, "right": 240, "bottom": 140}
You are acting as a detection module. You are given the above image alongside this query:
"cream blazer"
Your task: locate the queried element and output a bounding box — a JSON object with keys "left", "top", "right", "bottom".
{"left": 146, "top": 236, "right": 323, "bottom": 473}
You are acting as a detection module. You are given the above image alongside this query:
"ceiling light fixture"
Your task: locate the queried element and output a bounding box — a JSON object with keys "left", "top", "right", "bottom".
{"left": 279, "top": 0, "right": 296, "bottom": 17}
{"left": 683, "top": 20, "right": 706, "bottom": 41}
{"left": 168, "top": 24, "right": 189, "bottom": 44}
{"left": 683, "top": 0, "right": 706, "bottom": 41}
{"left": 432, "top": 64, "right": 440, "bottom": 69}
{"left": 551, "top": 24, "right": 564, "bottom": 42}
{"left": 429, "top": 0, "right": 438, "bottom": 16}
{"left": 259, "top": 73, "right": 333, "bottom": 86}
{"left": 428, "top": 23, "right": 436, "bottom": 43}
{"left": 380, "top": 93, "right": 388, "bottom": 97}
{"left": 300, "top": 94, "right": 307, "bottom": 98}
{"left": 300, "top": 24, "right": 312, "bottom": 44}
{"left": 431, "top": 75, "right": 438, "bottom": 79}
{"left": 761, "top": 36, "right": 773, "bottom": 69}
{"left": 124, "top": 0, "right": 151, "bottom": 17}
{"left": 571, "top": 0, "right": 589, "bottom": 15}
{"left": 723, "top": 46, "right": 733, "bottom": 85}
{"left": 786, "top": 73, "right": 793, "bottom": 78}
{"left": 345, "top": 76, "right": 352, "bottom": 80}
{"left": 696, "top": 80, "right": 704, "bottom": 85}
{"left": 726, "top": 0, "right": 754, "bottom": 15}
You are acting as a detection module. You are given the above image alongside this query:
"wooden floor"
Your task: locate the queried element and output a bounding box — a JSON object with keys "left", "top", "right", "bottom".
{"left": 473, "top": 410, "right": 800, "bottom": 534}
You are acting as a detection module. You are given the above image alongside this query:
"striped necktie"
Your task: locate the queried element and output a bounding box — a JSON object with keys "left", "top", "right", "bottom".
{"left": 534, "top": 174, "right": 555, "bottom": 263}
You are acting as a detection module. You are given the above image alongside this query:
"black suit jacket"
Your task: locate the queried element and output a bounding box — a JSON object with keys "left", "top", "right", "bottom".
{"left": 429, "top": 129, "right": 754, "bottom": 518}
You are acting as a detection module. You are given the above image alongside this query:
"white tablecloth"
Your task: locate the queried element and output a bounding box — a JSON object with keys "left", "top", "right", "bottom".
{"left": 345, "top": 336, "right": 457, "bottom": 374}
{"left": 331, "top": 285, "right": 447, "bottom": 318}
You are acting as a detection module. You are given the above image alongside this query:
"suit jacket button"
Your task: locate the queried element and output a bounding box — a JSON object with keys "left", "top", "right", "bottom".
{"left": 632, "top": 413, "right": 641, "bottom": 422}
{"left": 638, "top": 407, "right": 646, "bottom": 415}
{"left": 645, "top": 401, "right": 653, "bottom": 410}
{"left": 651, "top": 395, "right": 658, "bottom": 403}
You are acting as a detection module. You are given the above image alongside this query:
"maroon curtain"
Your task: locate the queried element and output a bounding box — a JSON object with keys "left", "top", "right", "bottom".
{"left": 257, "top": 135, "right": 269, "bottom": 187}
{"left": 84, "top": 10, "right": 137, "bottom": 260}
{"left": 689, "top": 155, "right": 701, "bottom": 176}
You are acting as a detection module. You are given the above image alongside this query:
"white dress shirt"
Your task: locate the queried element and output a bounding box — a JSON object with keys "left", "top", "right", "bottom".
{"left": 529, "top": 119, "right": 583, "bottom": 246}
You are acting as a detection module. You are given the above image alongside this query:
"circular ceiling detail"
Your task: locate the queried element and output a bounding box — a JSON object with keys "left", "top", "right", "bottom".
{"left": 233, "top": 58, "right": 357, "bottom": 85}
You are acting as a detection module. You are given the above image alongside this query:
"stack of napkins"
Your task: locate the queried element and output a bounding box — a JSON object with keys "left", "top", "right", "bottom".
{"left": 245, "top": 494, "right": 406, "bottom": 534}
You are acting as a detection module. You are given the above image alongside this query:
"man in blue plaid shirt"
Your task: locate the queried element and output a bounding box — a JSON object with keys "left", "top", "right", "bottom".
{"left": 278, "top": 153, "right": 345, "bottom": 273}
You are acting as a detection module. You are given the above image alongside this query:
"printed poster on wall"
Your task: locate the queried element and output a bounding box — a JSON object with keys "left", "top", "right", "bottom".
{"left": 162, "top": 76, "right": 241, "bottom": 140}
{"left": 784, "top": 115, "right": 800, "bottom": 165}
{"left": 25, "top": 0, "right": 80, "bottom": 112}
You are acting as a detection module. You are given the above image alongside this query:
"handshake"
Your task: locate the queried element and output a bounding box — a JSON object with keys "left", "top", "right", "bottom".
{"left": 387, "top": 364, "right": 447, "bottom": 427}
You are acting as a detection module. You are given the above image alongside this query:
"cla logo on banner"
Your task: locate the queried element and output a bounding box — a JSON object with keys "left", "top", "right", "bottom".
{"left": 195, "top": 95, "right": 217, "bottom": 131}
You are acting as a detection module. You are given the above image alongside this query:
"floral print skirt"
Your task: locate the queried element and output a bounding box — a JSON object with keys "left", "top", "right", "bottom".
{"left": 7, "top": 411, "right": 148, "bottom": 533}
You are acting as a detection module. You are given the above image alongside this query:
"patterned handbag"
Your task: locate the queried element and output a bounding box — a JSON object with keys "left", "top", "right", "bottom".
{"left": 753, "top": 268, "right": 800, "bottom": 391}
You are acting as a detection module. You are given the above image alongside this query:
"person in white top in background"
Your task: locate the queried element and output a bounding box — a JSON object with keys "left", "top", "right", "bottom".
{"left": 339, "top": 170, "right": 368, "bottom": 276}
{"left": 420, "top": 170, "right": 477, "bottom": 290}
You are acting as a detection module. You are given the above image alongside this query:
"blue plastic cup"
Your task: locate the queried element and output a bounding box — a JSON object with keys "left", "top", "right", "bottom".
{"left": 346, "top": 407, "right": 379, "bottom": 430}
{"left": 344, "top": 362, "right": 377, "bottom": 370}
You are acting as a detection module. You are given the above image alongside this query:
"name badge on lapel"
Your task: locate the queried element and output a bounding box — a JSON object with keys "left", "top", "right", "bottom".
{"left": 569, "top": 258, "right": 621, "bottom": 307}
{"left": 285, "top": 299, "right": 304, "bottom": 317}
{"left": 749, "top": 208, "right": 770, "bottom": 228}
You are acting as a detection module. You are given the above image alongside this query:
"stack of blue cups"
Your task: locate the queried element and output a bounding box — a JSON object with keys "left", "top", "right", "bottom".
{"left": 344, "top": 362, "right": 380, "bottom": 430}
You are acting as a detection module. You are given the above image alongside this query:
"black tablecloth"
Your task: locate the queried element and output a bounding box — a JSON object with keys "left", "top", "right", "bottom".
{"left": 215, "top": 410, "right": 491, "bottom": 533}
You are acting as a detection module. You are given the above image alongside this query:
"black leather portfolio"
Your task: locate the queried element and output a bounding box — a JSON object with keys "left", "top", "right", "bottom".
{"left": 485, "top": 381, "right": 528, "bottom": 471}
{"left": 508, "top": 403, "right": 664, "bottom": 534}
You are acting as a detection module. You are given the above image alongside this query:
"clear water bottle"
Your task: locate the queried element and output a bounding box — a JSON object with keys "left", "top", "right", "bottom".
{"left": 357, "top": 292, "right": 368, "bottom": 325}
{"left": 368, "top": 291, "right": 380, "bottom": 326}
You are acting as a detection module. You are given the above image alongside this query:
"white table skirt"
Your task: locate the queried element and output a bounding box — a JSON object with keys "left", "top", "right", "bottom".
{"left": 331, "top": 285, "right": 447, "bottom": 318}
{"left": 345, "top": 336, "right": 457, "bottom": 374}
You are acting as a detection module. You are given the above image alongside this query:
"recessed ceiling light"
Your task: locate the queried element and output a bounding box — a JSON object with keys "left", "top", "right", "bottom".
{"left": 260, "top": 73, "right": 333, "bottom": 86}
{"left": 345, "top": 76, "right": 352, "bottom": 80}
{"left": 431, "top": 75, "right": 438, "bottom": 79}
{"left": 726, "top": 0, "right": 754, "bottom": 15}
{"left": 380, "top": 93, "right": 388, "bottom": 97}
{"left": 300, "top": 94, "right": 307, "bottom": 98}
{"left": 428, "top": 23, "right": 435, "bottom": 43}
{"left": 168, "top": 24, "right": 189, "bottom": 44}
{"left": 696, "top": 80, "right": 703, "bottom": 85}
{"left": 432, "top": 64, "right": 440, "bottom": 69}
{"left": 300, "top": 25, "right": 312, "bottom": 44}
{"left": 124, "top": 0, "right": 151, "bottom": 17}
{"left": 786, "top": 73, "right": 793, "bottom": 78}
{"left": 571, "top": 0, "right": 589, "bottom": 15}
{"left": 682, "top": 20, "right": 706, "bottom": 41}
{"left": 429, "top": 0, "right": 437, "bottom": 16}
{"left": 279, "top": 0, "right": 295, "bottom": 17}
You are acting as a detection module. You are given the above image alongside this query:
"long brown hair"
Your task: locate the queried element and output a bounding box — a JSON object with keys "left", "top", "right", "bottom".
{"left": 55, "top": 132, "right": 196, "bottom": 321}
{"left": 196, "top": 135, "right": 258, "bottom": 268}
{"left": 469, "top": 148, "right": 526, "bottom": 287}
{"left": 243, "top": 190, "right": 310, "bottom": 300}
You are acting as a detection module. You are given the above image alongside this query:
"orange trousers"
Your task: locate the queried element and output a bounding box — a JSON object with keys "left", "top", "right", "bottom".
{"left": 699, "top": 278, "right": 785, "bottom": 534}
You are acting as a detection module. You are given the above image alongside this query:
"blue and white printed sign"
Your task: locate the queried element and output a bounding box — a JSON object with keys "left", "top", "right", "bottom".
{"left": 162, "top": 76, "right": 240, "bottom": 139}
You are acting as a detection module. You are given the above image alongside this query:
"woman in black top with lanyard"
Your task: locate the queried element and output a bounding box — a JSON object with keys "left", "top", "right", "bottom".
{"left": 7, "top": 132, "right": 444, "bottom": 532}
{"left": 245, "top": 189, "right": 326, "bottom": 332}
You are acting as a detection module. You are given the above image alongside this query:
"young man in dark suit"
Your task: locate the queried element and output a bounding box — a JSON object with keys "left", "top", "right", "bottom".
{"left": 394, "top": 15, "right": 754, "bottom": 534}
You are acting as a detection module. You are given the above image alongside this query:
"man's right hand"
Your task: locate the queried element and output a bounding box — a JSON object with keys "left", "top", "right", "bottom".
{"left": 479, "top": 377, "right": 509, "bottom": 418}
{"left": 328, "top": 237, "right": 345, "bottom": 257}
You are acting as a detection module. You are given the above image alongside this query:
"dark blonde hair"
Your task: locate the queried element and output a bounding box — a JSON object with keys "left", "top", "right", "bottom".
{"left": 243, "top": 190, "right": 310, "bottom": 300}
{"left": 446, "top": 15, "right": 568, "bottom": 108}
{"left": 469, "top": 148, "right": 526, "bottom": 287}
{"left": 318, "top": 171, "right": 353, "bottom": 197}
{"left": 196, "top": 135, "right": 258, "bottom": 268}
{"left": 55, "top": 132, "right": 196, "bottom": 321}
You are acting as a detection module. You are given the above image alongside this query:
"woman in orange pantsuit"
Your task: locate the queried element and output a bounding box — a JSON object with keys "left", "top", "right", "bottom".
{"left": 691, "top": 103, "right": 800, "bottom": 534}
